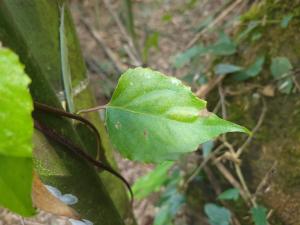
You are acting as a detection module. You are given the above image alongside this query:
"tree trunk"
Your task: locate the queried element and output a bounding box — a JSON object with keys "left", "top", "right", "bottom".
{"left": 186, "top": 1, "right": 300, "bottom": 225}
{"left": 0, "top": 1, "right": 135, "bottom": 224}
{"left": 223, "top": 1, "right": 300, "bottom": 224}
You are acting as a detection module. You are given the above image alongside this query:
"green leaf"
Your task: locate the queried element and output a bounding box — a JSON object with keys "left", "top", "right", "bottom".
{"left": 154, "top": 186, "right": 185, "bottom": 225}
{"left": 214, "top": 63, "right": 243, "bottom": 75}
{"left": 106, "top": 68, "right": 249, "bottom": 163}
{"left": 278, "top": 78, "right": 293, "bottom": 94}
{"left": 0, "top": 47, "right": 34, "bottom": 216}
{"left": 270, "top": 57, "right": 293, "bottom": 94}
{"left": 281, "top": 14, "right": 293, "bottom": 28}
{"left": 143, "top": 32, "right": 160, "bottom": 62}
{"left": 153, "top": 205, "right": 174, "bottom": 225}
{"left": 207, "top": 33, "right": 236, "bottom": 56}
{"left": 60, "top": 3, "right": 74, "bottom": 113}
{"left": 251, "top": 32, "right": 262, "bottom": 42}
{"left": 237, "top": 21, "right": 259, "bottom": 41}
{"left": 217, "top": 188, "right": 239, "bottom": 201}
{"left": 195, "top": 15, "right": 214, "bottom": 32}
{"left": 270, "top": 57, "right": 293, "bottom": 78}
{"left": 251, "top": 206, "right": 268, "bottom": 225}
{"left": 162, "top": 13, "right": 173, "bottom": 22}
{"left": 172, "top": 33, "right": 235, "bottom": 69}
{"left": 204, "top": 203, "right": 231, "bottom": 225}
{"left": 132, "top": 161, "right": 174, "bottom": 199}
{"left": 234, "top": 56, "right": 265, "bottom": 81}
{"left": 0, "top": 1, "right": 128, "bottom": 223}
{"left": 172, "top": 44, "right": 206, "bottom": 68}
{"left": 202, "top": 140, "right": 214, "bottom": 158}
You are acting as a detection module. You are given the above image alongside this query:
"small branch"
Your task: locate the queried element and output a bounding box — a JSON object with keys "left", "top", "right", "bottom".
{"left": 124, "top": 44, "right": 141, "bottom": 66}
{"left": 292, "top": 73, "right": 300, "bottom": 92}
{"left": 212, "top": 156, "right": 250, "bottom": 205}
{"left": 203, "top": 165, "right": 222, "bottom": 195}
{"left": 81, "top": 19, "right": 127, "bottom": 73}
{"left": 77, "top": 105, "right": 107, "bottom": 114}
{"left": 222, "top": 140, "right": 256, "bottom": 206}
{"left": 204, "top": 164, "right": 242, "bottom": 225}
{"left": 185, "top": 144, "right": 225, "bottom": 185}
{"left": 196, "top": 76, "right": 225, "bottom": 98}
{"left": 102, "top": 0, "right": 142, "bottom": 65}
{"left": 236, "top": 98, "right": 267, "bottom": 157}
{"left": 185, "top": 0, "right": 243, "bottom": 50}
{"left": 255, "top": 161, "right": 277, "bottom": 197}
{"left": 225, "top": 84, "right": 261, "bottom": 96}
{"left": 217, "top": 80, "right": 257, "bottom": 207}
{"left": 235, "top": 164, "right": 256, "bottom": 206}
{"left": 218, "top": 82, "right": 227, "bottom": 119}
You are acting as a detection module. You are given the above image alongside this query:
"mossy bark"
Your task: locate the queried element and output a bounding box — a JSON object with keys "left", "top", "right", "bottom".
{"left": 224, "top": 1, "right": 300, "bottom": 224}
{"left": 0, "top": 1, "right": 135, "bottom": 224}
{"left": 186, "top": 1, "right": 300, "bottom": 224}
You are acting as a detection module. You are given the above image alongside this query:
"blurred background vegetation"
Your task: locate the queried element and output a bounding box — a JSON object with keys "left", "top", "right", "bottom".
{"left": 2, "top": 0, "right": 300, "bottom": 225}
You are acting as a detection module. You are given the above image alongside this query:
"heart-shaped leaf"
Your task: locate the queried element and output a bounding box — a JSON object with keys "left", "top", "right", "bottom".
{"left": 106, "top": 68, "right": 249, "bottom": 163}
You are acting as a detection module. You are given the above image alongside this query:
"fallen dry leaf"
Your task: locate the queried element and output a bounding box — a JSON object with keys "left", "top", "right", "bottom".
{"left": 32, "top": 172, "right": 80, "bottom": 219}
{"left": 261, "top": 84, "right": 275, "bottom": 97}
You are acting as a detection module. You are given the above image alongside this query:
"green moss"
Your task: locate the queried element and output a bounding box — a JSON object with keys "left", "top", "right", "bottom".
{"left": 219, "top": 1, "right": 300, "bottom": 223}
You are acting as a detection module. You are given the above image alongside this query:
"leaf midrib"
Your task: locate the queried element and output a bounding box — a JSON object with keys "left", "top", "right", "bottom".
{"left": 106, "top": 105, "right": 205, "bottom": 124}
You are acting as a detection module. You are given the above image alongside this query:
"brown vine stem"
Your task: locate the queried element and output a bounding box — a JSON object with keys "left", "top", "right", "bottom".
{"left": 34, "top": 119, "right": 134, "bottom": 204}
{"left": 34, "top": 101, "right": 103, "bottom": 161}
{"left": 77, "top": 105, "right": 107, "bottom": 114}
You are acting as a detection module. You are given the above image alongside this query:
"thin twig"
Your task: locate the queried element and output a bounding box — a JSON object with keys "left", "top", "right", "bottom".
{"left": 196, "top": 76, "right": 225, "bottom": 98}
{"left": 81, "top": 18, "right": 127, "bottom": 73}
{"left": 77, "top": 105, "right": 107, "bottom": 114}
{"left": 292, "top": 74, "right": 300, "bottom": 92}
{"left": 222, "top": 140, "right": 256, "bottom": 206}
{"left": 186, "top": 144, "right": 225, "bottom": 185}
{"left": 212, "top": 156, "right": 250, "bottom": 205}
{"left": 218, "top": 82, "right": 227, "bottom": 119}
{"left": 255, "top": 161, "right": 277, "bottom": 197}
{"left": 19, "top": 217, "right": 25, "bottom": 225}
{"left": 218, "top": 84, "right": 258, "bottom": 207}
{"left": 213, "top": 99, "right": 221, "bottom": 113}
{"left": 204, "top": 164, "right": 242, "bottom": 225}
{"left": 225, "top": 84, "right": 261, "bottom": 96}
{"left": 102, "top": 0, "right": 142, "bottom": 65}
{"left": 267, "top": 209, "right": 274, "bottom": 220}
{"left": 235, "top": 163, "right": 256, "bottom": 206}
{"left": 236, "top": 98, "right": 267, "bottom": 157}
{"left": 124, "top": 44, "right": 141, "bottom": 66}
{"left": 185, "top": 0, "right": 243, "bottom": 50}
{"left": 203, "top": 165, "right": 222, "bottom": 194}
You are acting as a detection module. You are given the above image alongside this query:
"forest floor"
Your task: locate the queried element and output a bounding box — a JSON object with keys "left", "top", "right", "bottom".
{"left": 0, "top": 0, "right": 249, "bottom": 224}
